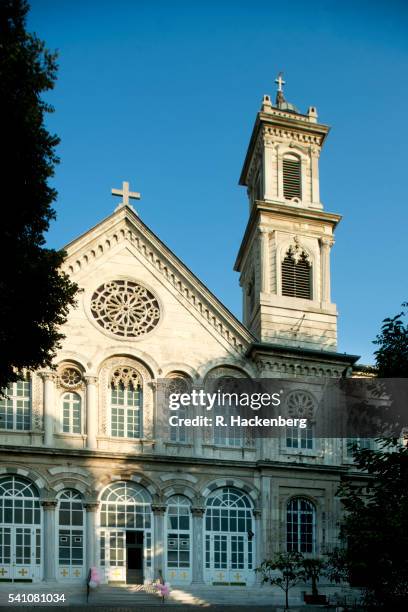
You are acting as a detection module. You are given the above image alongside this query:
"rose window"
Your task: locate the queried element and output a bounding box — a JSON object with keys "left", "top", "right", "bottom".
{"left": 286, "top": 391, "right": 315, "bottom": 419}
{"left": 91, "top": 280, "right": 160, "bottom": 338}
{"left": 165, "top": 376, "right": 191, "bottom": 398}
{"left": 60, "top": 367, "right": 82, "bottom": 389}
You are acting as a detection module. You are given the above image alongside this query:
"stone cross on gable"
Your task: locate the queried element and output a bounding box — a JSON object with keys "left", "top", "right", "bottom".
{"left": 111, "top": 181, "right": 141, "bottom": 211}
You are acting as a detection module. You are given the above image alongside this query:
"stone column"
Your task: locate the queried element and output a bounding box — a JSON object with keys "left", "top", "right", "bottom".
{"left": 41, "top": 501, "right": 57, "bottom": 581}
{"left": 191, "top": 507, "right": 205, "bottom": 584}
{"left": 311, "top": 146, "right": 320, "bottom": 205}
{"left": 84, "top": 376, "right": 98, "bottom": 450}
{"left": 40, "top": 372, "right": 55, "bottom": 447}
{"left": 152, "top": 504, "right": 166, "bottom": 580}
{"left": 263, "top": 142, "right": 274, "bottom": 201}
{"left": 192, "top": 384, "right": 203, "bottom": 456}
{"left": 259, "top": 228, "right": 270, "bottom": 294}
{"left": 84, "top": 502, "right": 99, "bottom": 570}
{"left": 277, "top": 150, "right": 283, "bottom": 199}
{"left": 253, "top": 509, "right": 262, "bottom": 582}
{"left": 320, "top": 237, "right": 333, "bottom": 304}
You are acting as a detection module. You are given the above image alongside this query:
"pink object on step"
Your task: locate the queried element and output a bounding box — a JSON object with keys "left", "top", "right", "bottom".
{"left": 90, "top": 567, "right": 101, "bottom": 586}
{"left": 155, "top": 583, "right": 170, "bottom": 597}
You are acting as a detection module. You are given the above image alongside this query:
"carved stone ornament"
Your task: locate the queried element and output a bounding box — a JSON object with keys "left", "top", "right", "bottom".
{"left": 286, "top": 390, "right": 316, "bottom": 420}
{"left": 99, "top": 357, "right": 153, "bottom": 437}
{"left": 111, "top": 366, "right": 142, "bottom": 390}
{"left": 91, "top": 279, "right": 160, "bottom": 338}
{"left": 60, "top": 367, "right": 83, "bottom": 390}
{"left": 165, "top": 376, "right": 191, "bottom": 399}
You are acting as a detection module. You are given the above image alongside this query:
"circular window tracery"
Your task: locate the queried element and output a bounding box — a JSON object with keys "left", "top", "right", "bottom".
{"left": 60, "top": 367, "right": 82, "bottom": 390}
{"left": 286, "top": 391, "right": 316, "bottom": 419}
{"left": 90, "top": 280, "right": 160, "bottom": 338}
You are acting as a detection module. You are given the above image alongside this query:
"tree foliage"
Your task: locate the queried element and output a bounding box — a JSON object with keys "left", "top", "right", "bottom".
{"left": 336, "top": 302, "right": 408, "bottom": 608}
{"left": 256, "top": 552, "right": 304, "bottom": 610}
{"left": 298, "top": 557, "right": 326, "bottom": 598}
{"left": 338, "top": 439, "right": 408, "bottom": 608}
{"left": 373, "top": 302, "right": 408, "bottom": 377}
{"left": 0, "top": 0, "right": 77, "bottom": 389}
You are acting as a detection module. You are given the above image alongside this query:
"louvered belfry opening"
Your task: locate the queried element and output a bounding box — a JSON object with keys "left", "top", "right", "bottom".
{"left": 283, "top": 155, "right": 302, "bottom": 200}
{"left": 282, "top": 248, "right": 312, "bottom": 299}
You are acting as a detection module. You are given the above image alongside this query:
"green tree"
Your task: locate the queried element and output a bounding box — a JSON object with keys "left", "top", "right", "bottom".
{"left": 299, "top": 557, "right": 326, "bottom": 598}
{"left": 0, "top": 0, "right": 77, "bottom": 390}
{"left": 337, "top": 439, "right": 408, "bottom": 609}
{"left": 336, "top": 302, "right": 408, "bottom": 608}
{"left": 256, "top": 552, "right": 303, "bottom": 610}
{"left": 373, "top": 302, "right": 408, "bottom": 377}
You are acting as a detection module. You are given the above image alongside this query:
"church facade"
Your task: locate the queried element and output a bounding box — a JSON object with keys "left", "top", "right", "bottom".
{"left": 0, "top": 82, "right": 359, "bottom": 586}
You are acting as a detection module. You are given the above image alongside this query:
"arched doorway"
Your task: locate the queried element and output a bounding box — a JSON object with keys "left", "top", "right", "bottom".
{"left": 57, "top": 490, "right": 85, "bottom": 582}
{"left": 165, "top": 495, "right": 192, "bottom": 584}
{"left": 204, "top": 487, "right": 254, "bottom": 585}
{"left": 0, "top": 476, "right": 41, "bottom": 582}
{"left": 98, "top": 482, "right": 152, "bottom": 584}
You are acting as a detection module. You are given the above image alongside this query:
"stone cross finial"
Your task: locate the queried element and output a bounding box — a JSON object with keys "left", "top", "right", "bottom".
{"left": 275, "top": 72, "right": 286, "bottom": 93}
{"left": 111, "top": 181, "right": 141, "bottom": 208}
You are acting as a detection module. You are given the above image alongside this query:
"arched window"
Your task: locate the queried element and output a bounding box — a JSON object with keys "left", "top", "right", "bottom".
{"left": 281, "top": 247, "right": 312, "bottom": 299}
{"left": 0, "top": 476, "right": 41, "bottom": 581}
{"left": 205, "top": 487, "right": 254, "bottom": 584}
{"left": 109, "top": 366, "right": 143, "bottom": 438}
{"left": 210, "top": 376, "right": 247, "bottom": 448}
{"left": 99, "top": 481, "right": 152, "bottom": 583}
{"left": 100, "top": 481, "right": 151, "bottom": 529}
{"left": 0, "top": 378, "right": 31, "bottom": 431}
{"left": 57, "top": 490, "right": 85, "bottom": 580}
{"left": 285, "top": 391, "right": 315, "bottom": 451}
{"left": 283, "top": 154, "right": 302, "bottom": 200}
{"left": 166, "top": 496, "right": 191, "bottom": 580}
{"left": 166, "top": 376, "right": 191, "bottom": 443}
{"left": 61, "top": 392, "right": 81, "bottom": 434}
{"left": 287, "top": 497, "right": 316, "bottom": 554}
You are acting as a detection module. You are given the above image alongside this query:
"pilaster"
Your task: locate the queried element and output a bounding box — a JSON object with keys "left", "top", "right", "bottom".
{"left": 191, "top": 507, "right": 205, "bottom": 584}
{"left": 41, "top": 500, "right": 57, "bottom": 581}
{"left": 39, "top": 372, "right": 56, "bottom": 447}
{"left": 84, "top": 502, "right": 99, "bottom": 570}
{"left": 84, "top": 376, "right": 98, "bottom": 450}
{"left": 152, "top": 504, "right": 166, "bottom": 580}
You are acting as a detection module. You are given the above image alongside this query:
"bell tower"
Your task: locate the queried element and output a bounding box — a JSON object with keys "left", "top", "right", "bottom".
{"left": 234, "top": 75, "right": 340, "bottom": 351}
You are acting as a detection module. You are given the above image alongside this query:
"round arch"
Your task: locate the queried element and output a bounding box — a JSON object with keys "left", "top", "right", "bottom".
{"left": 0, "top": 466, "right": 47, "bottom": 498}
{"left": 165, "top": 494, "right": 192, "bottom": 585}
{"left": 0, "top": 475, "right": 42, "bottom": 582}
{"left": 56, "top": 488, "right": 86, "bottom": 582}
{"left": 201, "top": 478, "right": 260, "bottom": 507}
{"left": 203, "top": 485, "right": 256, "bottom": 585}
{"left": 202, "top": 363, "right": 254, "bottom": 383}
{"left": 96, "top": 480, "right": 154, "bottom": 584}
{"left": 276, "top": 236, "right": 318, "bottom": 301}
{"left": 285, "top": 496, "right": 317, "bottom": 555}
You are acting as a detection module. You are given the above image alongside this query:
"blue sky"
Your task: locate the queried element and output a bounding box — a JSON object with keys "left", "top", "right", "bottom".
{"left": 29, "top": 0, "right": 408, "bottom": 364}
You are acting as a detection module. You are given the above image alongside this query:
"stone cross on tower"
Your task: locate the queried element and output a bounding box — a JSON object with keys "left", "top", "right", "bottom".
{"left": 111, "top": 181, "right": 141, "bottom": 212}
{"left": 275, "top": 72, "right": 286, "bottom": 107}
{"left": 275, "top": 72, "right": 285, "bottom": 92}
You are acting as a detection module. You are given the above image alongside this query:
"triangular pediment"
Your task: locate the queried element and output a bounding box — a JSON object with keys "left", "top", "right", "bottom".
{"left": 62, "top": 205, "right": 255, "bottom": 355}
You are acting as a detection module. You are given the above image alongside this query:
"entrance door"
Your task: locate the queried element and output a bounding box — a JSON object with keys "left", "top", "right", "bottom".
{"left": 126, "top": 531, "right": 143, "bottom": 584}
{"left": 102, "top": 530, "right": 147, "bottom": 584}
{"left": 0, "top": 526, "right": 41, "bottom": 582}
{"left": 205, "top": 533, "right": 253, "bottom": 584}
